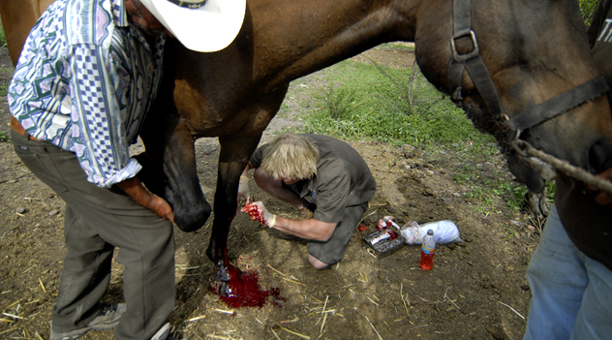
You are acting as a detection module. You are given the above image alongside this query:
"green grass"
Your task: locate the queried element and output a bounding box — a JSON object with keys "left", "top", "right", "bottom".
{"left": 302, "top": 60, "right": 495, "bottom": 147}
{"left": 379, "top": 42, "right": 415, "bottom": 51}
{"left": 296, "top": 56, "right": 543, "bottom": 214}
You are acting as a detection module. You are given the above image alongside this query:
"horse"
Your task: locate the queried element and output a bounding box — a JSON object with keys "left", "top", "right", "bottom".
{"left": 3, "top": 0, "right": 612, "bottom": 296}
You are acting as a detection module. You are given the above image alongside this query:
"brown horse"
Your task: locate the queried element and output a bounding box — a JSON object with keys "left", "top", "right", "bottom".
{"left": 3, "top": 0, "right": 612, "bottom": 294}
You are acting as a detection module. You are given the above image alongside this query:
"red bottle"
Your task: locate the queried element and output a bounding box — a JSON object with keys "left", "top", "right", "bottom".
{"left": 419, "top": 229, "right": 436, "bottom": 270}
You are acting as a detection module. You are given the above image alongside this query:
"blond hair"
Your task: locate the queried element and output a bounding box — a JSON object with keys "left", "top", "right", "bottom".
{"left": 261, "top": 134, "right": 319, "bottom": 180}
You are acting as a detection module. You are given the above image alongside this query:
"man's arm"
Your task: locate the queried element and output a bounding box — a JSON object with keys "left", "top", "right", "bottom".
{"left": 242, "top": 201, "right": 336, "bottom": 241}
{"left": 273, "top": 216, "right": 337, "bottom": 241}
{"left": 241, "top": 161, "right": 255, "bottom": 177}
{"left": 237, "top": 161, "right": 255, "bottom": 206}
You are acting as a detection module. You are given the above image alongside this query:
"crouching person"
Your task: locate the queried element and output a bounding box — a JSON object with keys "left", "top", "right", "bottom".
{"left": 239, "top": 134, "right": 376, "bottom": 269}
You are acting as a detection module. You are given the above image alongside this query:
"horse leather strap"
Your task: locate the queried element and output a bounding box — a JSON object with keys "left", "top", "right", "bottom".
{"left": 448, "top": 0, "right": 504, "bottom": 116}
{"left": 10, "top": 116, "right": 42, "bottom": 142}
{"left": 449, "top": 0, "right": 608, "bottom": 132}
{"left": 508, "top": 75, "right": 610, "bottom": 131}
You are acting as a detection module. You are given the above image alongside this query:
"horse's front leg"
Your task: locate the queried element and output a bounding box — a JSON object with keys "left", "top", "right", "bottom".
{"left": 206, "top": 134, "right": 262, "bottom": 295}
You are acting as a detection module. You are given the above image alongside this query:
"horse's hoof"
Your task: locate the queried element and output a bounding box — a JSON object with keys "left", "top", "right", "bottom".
{"left": 212, "top": 280, "right": 231, "bottom": 297}
{"left": 214, "top": 262, "right": 231, "bottom": 282}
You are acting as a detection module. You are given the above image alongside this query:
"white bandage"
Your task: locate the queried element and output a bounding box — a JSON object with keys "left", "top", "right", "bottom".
{"left": 268, "top": 214, "right": 277, "bottom": 228}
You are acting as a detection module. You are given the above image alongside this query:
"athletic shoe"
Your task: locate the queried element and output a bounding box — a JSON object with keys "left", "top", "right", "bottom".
{"left": 150, "top": 323, "right": 172, "bottom": 340}
{"left": 50, "top": 303, "right": 126, "bottom": 340}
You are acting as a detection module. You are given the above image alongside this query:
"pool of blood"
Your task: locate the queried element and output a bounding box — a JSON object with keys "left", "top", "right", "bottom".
{"left": 212, "top": 264, "right": 284, "bottom": 308}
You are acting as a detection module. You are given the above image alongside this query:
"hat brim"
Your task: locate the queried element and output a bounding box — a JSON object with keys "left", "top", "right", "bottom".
{"left": 143, "top": 0, "right": 246, "bottom": 52}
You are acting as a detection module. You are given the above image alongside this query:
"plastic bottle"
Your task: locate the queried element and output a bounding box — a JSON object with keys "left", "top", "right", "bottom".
{"left": 419, "top": 229, "right": 436, "bottom": 270}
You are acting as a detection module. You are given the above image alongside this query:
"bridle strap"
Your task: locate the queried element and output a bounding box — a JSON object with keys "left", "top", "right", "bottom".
{"left": 448, "top": 0, "right": 609, "bottom": 133}
{"left": 509, "top": 75, "right": 609, "bottom": 131}
{"left": 448, "top": 0, "right": 503, "bottom": 116}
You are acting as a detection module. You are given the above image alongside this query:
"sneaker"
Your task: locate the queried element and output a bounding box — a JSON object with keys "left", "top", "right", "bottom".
{"left": 150, "top": 323, "right": 172, "bottom": 340}
{"left": 50, "top": 303, "right": 126, "bottom": 340}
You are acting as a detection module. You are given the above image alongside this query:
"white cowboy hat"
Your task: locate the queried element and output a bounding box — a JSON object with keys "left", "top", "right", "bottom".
{"left": 139, "top": 0, "right": 246, "bottom": 52}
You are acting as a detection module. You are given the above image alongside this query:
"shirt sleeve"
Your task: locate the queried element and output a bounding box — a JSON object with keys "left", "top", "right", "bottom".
{"left": 250, "top": 144, "right": 269, "bottom": 168}
{"left": 68, "top": 43, "right": 141, "bottom": 188}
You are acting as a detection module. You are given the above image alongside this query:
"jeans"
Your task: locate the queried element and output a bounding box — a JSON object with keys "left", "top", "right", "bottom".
{"left": 523, "top": 205, "right": 612, "bottom": 340}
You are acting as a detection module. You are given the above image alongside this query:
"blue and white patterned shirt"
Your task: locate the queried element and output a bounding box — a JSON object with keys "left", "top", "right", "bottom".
{"left": 8, "top": 0, "right": 166, "bottom": 187}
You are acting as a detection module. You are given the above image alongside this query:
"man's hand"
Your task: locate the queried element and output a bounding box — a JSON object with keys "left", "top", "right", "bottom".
{"left": 241, "top": 201, "right": 276, "bottom": 227}
{"left": 116, "top": 177, "right": 175, "bottom": 223}
{"left": 588, "top": 167, "right": 612, "bottom": 206}
{"left": 147, "top": 193, "right": 175, "bottom": 222}
{"left": 237, "top": 175, "right": 250, "bottom": 206}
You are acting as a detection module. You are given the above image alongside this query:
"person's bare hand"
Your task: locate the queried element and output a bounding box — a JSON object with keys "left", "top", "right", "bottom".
{"left": 587, "top": 167, "right": 612, "bottom": 206}
{"left": 116, "top": 177, "right": 175, "bottom": 223}
{"left": 148, "top": 194, "right": 175, "bottom": 223}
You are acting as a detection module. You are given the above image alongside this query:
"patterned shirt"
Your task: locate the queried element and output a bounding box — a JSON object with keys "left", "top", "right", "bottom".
{"left": 8, "top": 0, "right": 166, "bottom": 187}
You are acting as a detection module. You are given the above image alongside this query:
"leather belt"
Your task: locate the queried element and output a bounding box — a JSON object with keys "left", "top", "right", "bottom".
{"left": 10, "top": 117, "right": 43, "bottom": 142}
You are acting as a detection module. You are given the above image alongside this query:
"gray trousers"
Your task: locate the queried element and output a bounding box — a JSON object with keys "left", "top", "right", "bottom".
{"left": 307, "top": 202, "right": 368, "bottom": 265}
{"left": 11, "top": 130, "right": 175, "bottom": 340}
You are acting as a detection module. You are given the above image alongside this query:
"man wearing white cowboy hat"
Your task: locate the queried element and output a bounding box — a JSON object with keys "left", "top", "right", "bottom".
{"left": 7, "top": 0, "right": 245, "bottom": 339}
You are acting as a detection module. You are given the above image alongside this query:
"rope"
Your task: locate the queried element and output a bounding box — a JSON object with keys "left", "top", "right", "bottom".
{"left": 513, "top": 140, "right": 612, "bottom": 197}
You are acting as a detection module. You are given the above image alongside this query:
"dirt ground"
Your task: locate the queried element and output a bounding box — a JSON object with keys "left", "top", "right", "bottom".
{"left": 0, "top": 45, "right": 542, "bottom": 340}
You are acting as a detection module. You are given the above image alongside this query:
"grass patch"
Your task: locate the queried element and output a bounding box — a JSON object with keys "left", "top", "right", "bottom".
{"left": 378, "top": 42, "right": 415, "bottom": 51}
{"left": 302, "top": 60, "right": 494, "bottom": 148}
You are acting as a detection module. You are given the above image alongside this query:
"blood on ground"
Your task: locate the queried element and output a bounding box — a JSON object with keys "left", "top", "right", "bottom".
{"left": 211, "top": 264, "right": 285, "bottom": 308}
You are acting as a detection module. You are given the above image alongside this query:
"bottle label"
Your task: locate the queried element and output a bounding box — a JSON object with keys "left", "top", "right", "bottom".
{"left": 421, "top": 245, "right": 435, "bottom": 255}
